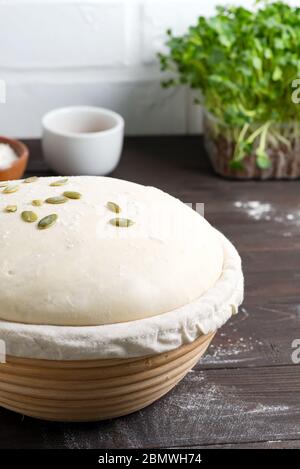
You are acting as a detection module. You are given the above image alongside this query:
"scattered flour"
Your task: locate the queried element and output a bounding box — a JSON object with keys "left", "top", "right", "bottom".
{"left": 234, "top": 200, "right": 273, "bottom": 220}
{"left": 249, "top": 403, "right": 290, "bottom": 414}
{"left": 234, "top": 200, "right": 300, "bottom": 234}
{"left": 168, "top": 375, "right": 294, "bottom": 443}
{"left": 202, "top": 334, "right": 262, "bottom": 365}
{"left": 202, "top": 317, "right": 266, "bottom": 365}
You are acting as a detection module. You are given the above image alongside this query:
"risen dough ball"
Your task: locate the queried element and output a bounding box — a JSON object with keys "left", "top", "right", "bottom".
{"left": 0, "top": 176, "right": 223, "bottom": 326}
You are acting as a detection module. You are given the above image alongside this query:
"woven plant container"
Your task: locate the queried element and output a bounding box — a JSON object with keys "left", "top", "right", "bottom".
{"left": 203, "top": 113, "right": 300, "bottom": 180}
{"left": 0, "top": 332, "right": 215, "bottom": 422}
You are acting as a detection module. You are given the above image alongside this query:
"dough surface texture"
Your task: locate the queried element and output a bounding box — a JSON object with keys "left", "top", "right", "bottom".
{"left": 0, "top": 176, "right": 223, "bottom": 326}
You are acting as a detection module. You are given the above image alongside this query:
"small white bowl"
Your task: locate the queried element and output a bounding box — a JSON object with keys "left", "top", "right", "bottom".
{"left": 42, "top": 106, "right": 124, "bottom": 175}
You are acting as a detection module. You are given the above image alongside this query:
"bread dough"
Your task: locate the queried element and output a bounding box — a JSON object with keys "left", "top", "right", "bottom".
{"left": 0, "top": 176, "right": 223, "bottom": 326}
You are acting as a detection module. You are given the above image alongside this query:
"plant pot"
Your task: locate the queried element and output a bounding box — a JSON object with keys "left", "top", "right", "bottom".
{"left": 203, "top": 112, "right": 300, "bottom": 180}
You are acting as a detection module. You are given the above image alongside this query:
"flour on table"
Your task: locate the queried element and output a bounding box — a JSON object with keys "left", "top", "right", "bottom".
{"left": 234, "top": 200, "right": 300, "bottom": 227}
{"left": 234, "top": 201, "right": 273, "bottom": 220}
{"left": 202, "top": 336, "right": 256, "bottom": 365}
{"left": 249, "top": 403, "right": 290, "bottom": 414}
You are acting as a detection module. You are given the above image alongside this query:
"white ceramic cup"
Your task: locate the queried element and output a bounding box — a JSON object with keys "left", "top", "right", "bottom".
{"left": 42, "top": 106, "right": 124, "bottom": 175}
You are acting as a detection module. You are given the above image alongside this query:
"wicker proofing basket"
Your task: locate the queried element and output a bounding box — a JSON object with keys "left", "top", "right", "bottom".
{"left": 0, "top": 332, "right": 215, "bottom": 422}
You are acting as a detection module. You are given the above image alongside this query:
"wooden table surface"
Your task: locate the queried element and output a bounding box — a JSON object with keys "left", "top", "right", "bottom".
{"left": 1, "top": 137, "right": 299, "bottom": 449}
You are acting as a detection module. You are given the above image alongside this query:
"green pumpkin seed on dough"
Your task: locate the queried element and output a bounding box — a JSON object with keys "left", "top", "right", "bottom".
{"left": 5, "top": 205, "right": 17, "bottom": 213}
{"left": 24, "top": 176, "right": 39, "bottom": 183}
{"left": 32, "top": 199, "right": 43, "bottom": 207}
{"left": 38, "top": 214, "right": 58, "bottom": 230}
{"left": 63, "top": 191, "right": 82, "bottom": 200}
{"left": 109, "top": 217, "right": 134, "bottom": 228}
{"left": 45, "top": 196, "right": 68, "bottom": 204}
{"left": 21, "top": 211, "right": 38, "bottom": 223}
{"left": 50, "top": 178, "right": 68, "bottom": 187}
{"left": 2, "top": 185, "right": 19, "bottom": 194}
{"left": 106, "top": 201, "right": 121, "bottom": 213}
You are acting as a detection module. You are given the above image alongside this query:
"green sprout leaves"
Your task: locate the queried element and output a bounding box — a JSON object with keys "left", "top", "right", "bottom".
{"left": 159, "top": 1, "right": 300, "bottom": 170}
{"left": 256, "top": 149, "right": 272, "bottom": 169}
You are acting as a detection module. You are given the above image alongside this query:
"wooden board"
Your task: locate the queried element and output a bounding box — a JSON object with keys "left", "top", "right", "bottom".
{"left": 0, "top": 136, "right": 299, "bottom": 448}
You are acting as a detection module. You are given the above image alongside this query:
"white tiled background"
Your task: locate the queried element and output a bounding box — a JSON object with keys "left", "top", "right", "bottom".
{"left": 0, "top": 0, "right": 255, "bottom": 137}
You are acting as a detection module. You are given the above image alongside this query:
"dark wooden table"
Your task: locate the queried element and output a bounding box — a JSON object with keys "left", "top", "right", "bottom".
{"left": 1, "top": 137, "right": 299, "bottom": 449}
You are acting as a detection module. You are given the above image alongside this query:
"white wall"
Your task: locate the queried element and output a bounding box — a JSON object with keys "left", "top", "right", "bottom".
{"left": 0, "top": 0, "right": 254, "bottom": 138}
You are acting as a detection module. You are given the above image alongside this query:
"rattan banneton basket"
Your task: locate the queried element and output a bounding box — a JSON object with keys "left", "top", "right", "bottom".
{"left": 0, "top": 332, "right": 215, "bottom": 422}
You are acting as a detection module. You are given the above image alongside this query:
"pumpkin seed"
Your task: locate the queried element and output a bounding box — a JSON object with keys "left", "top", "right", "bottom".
{"left": 107, "top": 201, "right": 121, "bottom": 213}
{"left": 50, "top": 178, "right": 68, "bottom": 187}
{"left": 109, "top": 217, "right": 134, "bottom": 228}
{"left": 38, "top": 214, "right": 58, "bottom": 230}
{"left": 63, "top": 191, "right": 82, "bottom": 200}
{"left": 5, "top": 205, "right": 17, "bottom": 213}
{"left": 2, "top": 185, "right": 19, "bottom": 194}
{"left": 45, "top": 196, "right": 68, "bottom": 204}
{"left": 0, "top": 182, "right": 8, "bottom": 188}
{"left": 32, "top": 199, "right": 43, "bottom": 207}
{"left": 24, "top": 176, "right": 38, "bottom": 183}
{"left": 21, "top": 211, "right": 38, "bottom": 223}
